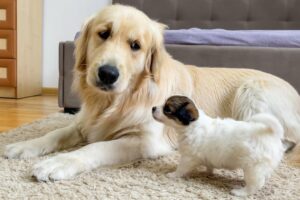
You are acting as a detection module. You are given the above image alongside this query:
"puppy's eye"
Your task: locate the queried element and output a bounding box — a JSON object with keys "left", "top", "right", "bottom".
{"left": 130, "top": 41, "right": 140, "bottom": 51}
{"left": 163, "top": 105, "right": 171, "bottom": 114}
{"left": 98, "top": 30, "right": 110, "bottom": 40}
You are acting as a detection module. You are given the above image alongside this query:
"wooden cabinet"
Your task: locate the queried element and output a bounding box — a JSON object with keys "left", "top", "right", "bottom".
{"left": 0, "top": 0, "right": 43, "bottom": 98}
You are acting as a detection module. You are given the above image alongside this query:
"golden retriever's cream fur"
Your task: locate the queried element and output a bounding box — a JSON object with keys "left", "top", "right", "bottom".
{"left": 4, "top": 5, "right": 300, "bottom": 181}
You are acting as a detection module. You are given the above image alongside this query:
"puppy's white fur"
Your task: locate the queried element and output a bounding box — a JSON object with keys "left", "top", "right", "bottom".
{"left": 155, "top": 105, "right": 285, "bottom": 196}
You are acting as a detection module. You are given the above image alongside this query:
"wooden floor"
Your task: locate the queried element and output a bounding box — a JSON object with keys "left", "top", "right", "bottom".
{"left": 0, "top": 95, "right": 62, "bottom": 132}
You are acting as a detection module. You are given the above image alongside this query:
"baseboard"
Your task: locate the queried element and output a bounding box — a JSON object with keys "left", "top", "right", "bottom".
{"left": 42, "top": 88, "right": 58, "bottom": 96}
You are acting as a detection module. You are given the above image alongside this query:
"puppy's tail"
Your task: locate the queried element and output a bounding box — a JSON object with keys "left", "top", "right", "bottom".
{"left": 248, "top": 113, "right": 284, "bottom": 139}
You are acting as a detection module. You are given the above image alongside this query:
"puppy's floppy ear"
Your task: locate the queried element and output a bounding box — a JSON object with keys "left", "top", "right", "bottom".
{"left": 145, "top": 21, "right": 167, "bottom": 82}
{"left": 176, "top": 102, "right": 199, "bottom": 125}
{"left": 74, "top": 15, "right": 95, "bottom": 72}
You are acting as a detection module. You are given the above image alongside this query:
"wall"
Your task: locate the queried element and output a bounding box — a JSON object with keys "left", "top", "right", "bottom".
{"left": 43, "top": 0, "right": 112, "bottom": 88}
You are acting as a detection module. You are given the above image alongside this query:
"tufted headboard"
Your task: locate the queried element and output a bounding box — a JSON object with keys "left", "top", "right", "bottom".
{"left": 113, "top": 0, "right": 300, "bottom": 30}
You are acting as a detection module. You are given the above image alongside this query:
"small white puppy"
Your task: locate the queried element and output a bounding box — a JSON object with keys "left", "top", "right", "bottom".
{"left": 152, "top": 95, "right": 286, "bottom": 196}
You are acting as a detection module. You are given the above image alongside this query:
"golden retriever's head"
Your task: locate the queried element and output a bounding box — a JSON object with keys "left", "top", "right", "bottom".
{"left": 74, "top": 4, "right": 166, "bottom": 94}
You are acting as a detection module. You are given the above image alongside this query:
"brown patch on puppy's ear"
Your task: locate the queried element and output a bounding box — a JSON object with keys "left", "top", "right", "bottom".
{"left": 74, "top": 16, "right": 95, "bottom": 72}
{"left": 175, "top": 103, "right": 198, "bottom": 126}
{"left": 166, "top": 96, "right": 199, "bottom": 120}
{"left": 185, "top": 102, "right": 199, "bottom": 121}
{"left": 165, "top": 96, "right": 199, "bottom": 125}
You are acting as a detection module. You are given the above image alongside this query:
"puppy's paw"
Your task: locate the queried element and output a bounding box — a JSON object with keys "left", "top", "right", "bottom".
{"left": 166, "top": 171, "right": 182, "bottom": 178}
{"left": 32, "top": 154, "right": 85, "bottom": 181}
{"left": 4, "top": 141, "right": 42, "bottom": 159}
{"left": 230, "top": 188, "right": 249, "bottom": 197}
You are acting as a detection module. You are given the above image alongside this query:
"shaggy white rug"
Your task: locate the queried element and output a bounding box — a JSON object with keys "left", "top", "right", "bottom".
{"left": 0, "top": 113, "right": 299, "bottom": 200}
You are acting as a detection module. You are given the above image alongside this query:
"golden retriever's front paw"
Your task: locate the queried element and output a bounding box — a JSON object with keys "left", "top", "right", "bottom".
{"left": 32, "top": 154, "right": 85, "bottom": 181}
{"left": 4, "top": 141, "right": 42, "bottom": 159}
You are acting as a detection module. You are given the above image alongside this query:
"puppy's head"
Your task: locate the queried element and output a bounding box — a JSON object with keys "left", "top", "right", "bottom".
{"left": 152, "top": 96, "right": 199, "bottom": 128}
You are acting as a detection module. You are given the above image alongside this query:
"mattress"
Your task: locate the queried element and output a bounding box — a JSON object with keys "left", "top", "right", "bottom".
{"left": 164, "top": 28, "right": 300, "bottom": 48}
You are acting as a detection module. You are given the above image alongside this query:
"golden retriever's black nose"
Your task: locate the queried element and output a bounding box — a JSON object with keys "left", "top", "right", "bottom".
{"left": 152, "top": 107, "right": 157, "bottom": 113}
{"left": 98, "top": 65, "right": 119, "bottom": 85}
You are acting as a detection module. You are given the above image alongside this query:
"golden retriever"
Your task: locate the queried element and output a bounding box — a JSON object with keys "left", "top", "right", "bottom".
{"left": 4, "top": 4, "right": 300, "bottom": 181}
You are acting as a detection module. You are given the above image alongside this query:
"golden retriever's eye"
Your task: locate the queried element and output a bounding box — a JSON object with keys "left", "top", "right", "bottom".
{"left": 98, "top": 30, "right": 110, "bottom": 40}
{"left": 163, "top": 105, "right": 172, "bottom": 114}
{"left": 130, "top": 41, "right": 140, "bottom": 51}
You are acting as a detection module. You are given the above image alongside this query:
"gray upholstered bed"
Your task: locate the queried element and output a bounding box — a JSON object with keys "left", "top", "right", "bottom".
{"left": 59, "top": 0, "right": 300, "bottom": 111}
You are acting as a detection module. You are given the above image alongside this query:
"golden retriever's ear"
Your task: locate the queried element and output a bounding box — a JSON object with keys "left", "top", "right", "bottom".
{"left": 145, "top": 21, "right": 167, "bottom": 82}
{"left": 74, "top": 16, "right": 95, "bottom": 72}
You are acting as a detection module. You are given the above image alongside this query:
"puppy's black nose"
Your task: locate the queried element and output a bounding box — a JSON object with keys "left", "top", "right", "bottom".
{"left": 152, "top": 107, "right": 157, "bottom": 113}
{"left": 98, "top": 65, "right": 119, "bottom": 85}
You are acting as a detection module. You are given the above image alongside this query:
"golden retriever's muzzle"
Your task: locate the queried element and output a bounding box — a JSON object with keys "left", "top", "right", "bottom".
{"left": 97, "top": 64, "right": 119, "bottom": 91}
